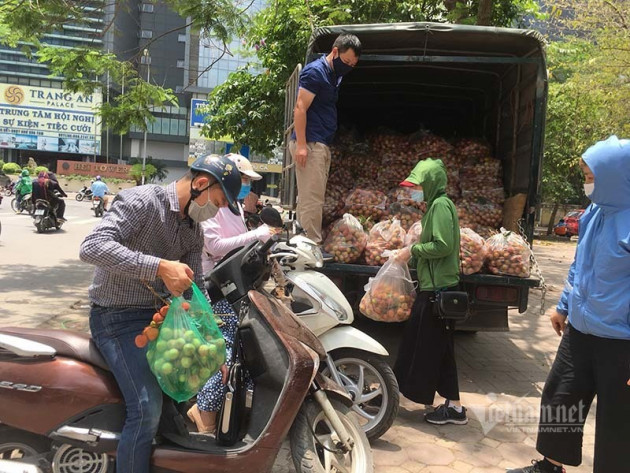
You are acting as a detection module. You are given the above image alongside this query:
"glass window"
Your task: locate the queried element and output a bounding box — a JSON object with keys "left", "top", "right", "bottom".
{"left": 179, "top": 119, "right": 187, "bottom": 136}
{"left": 140, "top": 30, "right": 153, "bottom": 39}
{"left": 170, "top": 118, "right": 178, "bottom": 135}
{"left": 176, "top": 60, "right": 185, "bottom": 69}
{"left": 178, "top": 34, "right": 187, "bottom": 43}
{"left": 141, "top": 3, "right": 154, "bottom": 13}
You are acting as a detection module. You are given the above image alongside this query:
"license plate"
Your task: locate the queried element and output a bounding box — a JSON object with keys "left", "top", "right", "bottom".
{"left": 34, "top": 209, "right": 45, "bottom": 216}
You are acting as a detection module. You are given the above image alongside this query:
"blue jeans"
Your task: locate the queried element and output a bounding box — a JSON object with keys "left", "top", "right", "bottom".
{"left": 90, "top": 306, "right": 162, "bottom": 473}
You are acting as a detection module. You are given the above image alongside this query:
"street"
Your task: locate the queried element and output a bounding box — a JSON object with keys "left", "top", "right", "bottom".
{"left": 0, "top": 199, "right": 594, "bottom": 472}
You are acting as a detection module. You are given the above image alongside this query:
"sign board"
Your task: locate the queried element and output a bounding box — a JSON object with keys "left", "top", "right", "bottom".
{"left": 56, "top": 160, "right": 131, "bottom": 179}
{"left": 252, "top": 162, "right": 282, "bottom": 174}
{"left": 189, "top": 99, "right": 208, "bottom": 141}
{"left": 0, "top": 83, "right": 102, "bottom": 155}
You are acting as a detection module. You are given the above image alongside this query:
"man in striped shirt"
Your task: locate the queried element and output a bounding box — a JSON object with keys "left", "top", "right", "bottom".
{"left": 80, "top": 154, "right": 241, "bottom": 473}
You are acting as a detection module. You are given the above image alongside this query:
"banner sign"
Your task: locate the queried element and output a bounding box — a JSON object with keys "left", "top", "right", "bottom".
{"left": 56, "top": 160, "right": 131, "bottom": 179}
{"left": 0, "top": 83, "right": 102, "bottom": 155}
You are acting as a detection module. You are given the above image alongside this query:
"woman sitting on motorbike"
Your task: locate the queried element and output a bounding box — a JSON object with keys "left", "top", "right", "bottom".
{"left": 187, "top": 153, "right": 281, "bottom": 434}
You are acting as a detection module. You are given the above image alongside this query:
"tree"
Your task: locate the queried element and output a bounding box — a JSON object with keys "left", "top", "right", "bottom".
{"left": 541, "top": 1, "right": 629, "bottom": 232}
{"left": 0, "top": 0, "right": 247, "bottom": 134}
{"left": 202, "top": 0, "right": 541, "bottom": 156}
{"left": 129, "top": 163, "right": 158, "bottom": 185}
{"left": 129, "top": 157, "right": 170, "bottom": 182}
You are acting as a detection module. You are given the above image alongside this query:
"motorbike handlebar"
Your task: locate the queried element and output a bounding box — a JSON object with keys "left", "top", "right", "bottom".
{"left": 258, "top": 234, "right": 279, "bottom": 255}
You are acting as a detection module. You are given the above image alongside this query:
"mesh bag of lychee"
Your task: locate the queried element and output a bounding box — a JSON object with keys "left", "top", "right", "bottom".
{"left": 146, "top": 283, "right": 226, "bottom": 402}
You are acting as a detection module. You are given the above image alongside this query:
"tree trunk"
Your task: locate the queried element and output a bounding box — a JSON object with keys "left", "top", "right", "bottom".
{"left": 477, "top": 0, "right": 493, "bottom": 26}
{"left": 547, "top": 202, "right": 560, "bottom": 235}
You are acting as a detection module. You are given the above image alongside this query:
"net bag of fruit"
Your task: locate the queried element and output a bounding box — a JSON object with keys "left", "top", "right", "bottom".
{"left": 359, "top": 253, "right": 416, "bottom": 322}
{"left": 460, "top": 228, "right": 486, "bottom": 275}
{"left": 323, "top": 213, "right": 368, "bottom": 263}
{"left": 147, "top": 285, "right": 227, "bottom": 402}
{"left": 484, "top": 228, "right": 531, "bottom": 278}
{"left": 364, "top": 218, "right": 406, "bottom": 266}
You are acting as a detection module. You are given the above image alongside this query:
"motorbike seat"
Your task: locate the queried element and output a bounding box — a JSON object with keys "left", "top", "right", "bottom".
{"left": 0, "top": 327, "right": 110, "bottom": 372}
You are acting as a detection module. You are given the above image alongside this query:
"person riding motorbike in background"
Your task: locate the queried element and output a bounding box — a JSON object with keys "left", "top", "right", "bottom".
{"left": 31, "top": 172, "right": 68, "bottom": 222}
{"left": 15, "top": 169, "right": 33, "bottom": 204}
{"left": 91, "top": 175, "right": 110, "bottom": 210}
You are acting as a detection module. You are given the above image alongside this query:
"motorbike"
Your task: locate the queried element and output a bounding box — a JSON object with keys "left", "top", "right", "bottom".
{"left": 75, "top": 186, "right": 93, "bottom": 202}
{"left": 11, "top": 193, "right": 35, "bottom": 215}
{"left": 3, "top": 181, "right": 15, "bottom": 196}
{"left": 262, "top": 208, "right": 399, "bottom": 440}
{"left": 32, "top": 199, "right": 64, "bottom": 233}
{"left": 92, "top": 196, "right": 105, "bottom": 217}
{"left": 0, "top": 236, "right": 373, "bottom": 473}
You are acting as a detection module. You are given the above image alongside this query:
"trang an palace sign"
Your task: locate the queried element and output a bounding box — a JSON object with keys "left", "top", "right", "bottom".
{"left": 56, "top": 160, "right": 131, "bottom": 179}
{"left": 0, "top": 83, "right": 102, "bottom": 155}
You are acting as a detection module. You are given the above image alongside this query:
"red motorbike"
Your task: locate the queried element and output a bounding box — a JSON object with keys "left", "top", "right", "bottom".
{"left": 0, "top": 238, "right": 372, "bottom": 473}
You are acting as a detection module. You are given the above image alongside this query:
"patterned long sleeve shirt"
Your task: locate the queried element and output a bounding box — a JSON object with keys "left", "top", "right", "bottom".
{"left": 79, "top": 182, "right": 206, "bottom": 309}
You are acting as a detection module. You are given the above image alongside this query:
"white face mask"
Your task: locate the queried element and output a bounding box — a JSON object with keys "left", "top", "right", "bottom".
{"left": 188, "top": 188, "right": 219, "bottom": 222}
{"left": 583, "top": 182, "right": 595, "bottom": 197}
{"left": 410, "top": 190, "right": 424, "bottom": 202}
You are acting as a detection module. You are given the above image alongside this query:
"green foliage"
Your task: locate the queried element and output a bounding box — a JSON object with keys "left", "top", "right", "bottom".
{"left": 129, "top": 157, "right": 170, "bottom": 182}
{"left": 542, "top": 21, "right": 629, "bottom": 205}
{"left": 203, "top": 0, "right": 540, "bottom": 156}
{"left": 129, "top": 163, "right": 158, "bottom": 185}
{"left": 34, "top": 166, "right": 49, "bottom": 175}
{"left": 0, "top": 160, "right": 5, "bottom": 168}
{"left": 2, "top": 162, "right": 22, "bottom": 174}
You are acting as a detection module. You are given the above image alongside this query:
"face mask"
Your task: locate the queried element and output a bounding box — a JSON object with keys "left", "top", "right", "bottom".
{"left": 238, "top": 183, "right": 251, "bottom": 200}
{"left": 583, "top": 182, "right": 594, "bottom": 197}
{"left": 188, "top": 188, "right": 219, "bottom": 222}
{"left": 333, "top": 54, "right": 353, "bottom": 77}
{"left": 410, "top": 190, "right": 424, "bottom": 202}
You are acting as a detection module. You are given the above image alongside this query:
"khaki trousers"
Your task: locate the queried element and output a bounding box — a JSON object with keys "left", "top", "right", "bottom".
{"left": 289, "top": 140, "right": 331, "bottom": 244}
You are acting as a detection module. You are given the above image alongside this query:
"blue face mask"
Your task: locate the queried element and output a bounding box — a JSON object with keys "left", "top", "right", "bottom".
{"left": 238, "top": 183, "right": 251, "bottom": 200}
{"left": 410, "top": 190, "right": 424, "bottom": 202}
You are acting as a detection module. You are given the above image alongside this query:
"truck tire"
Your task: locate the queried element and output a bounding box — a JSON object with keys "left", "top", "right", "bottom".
{"left": 322, "top": 348, "right": 399, "bottom": 440}
{"left": 289, "top": 399, "right": 373, "bottom": 473}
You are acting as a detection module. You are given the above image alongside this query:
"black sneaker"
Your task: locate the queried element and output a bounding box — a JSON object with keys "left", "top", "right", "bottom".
{"left": 506, "top": 460, "right": 566, "bottom": 473}
{"left": 424, "top": 403, "right": 468, "bottom": 425}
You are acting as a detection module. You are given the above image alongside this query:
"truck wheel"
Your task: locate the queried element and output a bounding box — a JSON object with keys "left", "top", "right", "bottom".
{"left": 290, "top": 398, "right": 373, "bottom": 473}
{"left": 0, "top": 424, "right": 51, "bottom": 463}
{"left": 321, "top": 348, "right": 399, "bottom": 440}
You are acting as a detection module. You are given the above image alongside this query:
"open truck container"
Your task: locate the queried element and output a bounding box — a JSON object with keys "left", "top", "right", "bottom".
{"left": 281, "top": 22, "right": 546, "bottom": 331}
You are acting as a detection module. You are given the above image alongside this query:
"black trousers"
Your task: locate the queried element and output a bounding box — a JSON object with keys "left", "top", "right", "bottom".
{"left": 393, "top": 290, "right": 460, "bottom": 405}
{"left": 536, "top": 323, "right": 630, "bottom": 472}
{"left": 50, "top": 197, "right": 65, "bottom": 219}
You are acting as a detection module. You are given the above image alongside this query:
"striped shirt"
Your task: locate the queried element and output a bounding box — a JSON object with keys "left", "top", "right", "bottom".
{"left": 79, "top": 182, "right": 206, "bottom": 308}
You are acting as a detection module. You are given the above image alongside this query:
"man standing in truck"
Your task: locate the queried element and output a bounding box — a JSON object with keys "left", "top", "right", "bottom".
{"left": 508, "top": 136, "right": 630, "bottom": 473}
{"left": 289, "top": 33, "right": 361, "bottom": 246}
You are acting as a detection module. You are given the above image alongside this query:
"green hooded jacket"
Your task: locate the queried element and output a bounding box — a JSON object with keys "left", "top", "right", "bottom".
{"left": 15, "top": 169, "right": 33, "bottom": 195}
{"left": 406, "top": 158, "right": 460, "bottom": 291}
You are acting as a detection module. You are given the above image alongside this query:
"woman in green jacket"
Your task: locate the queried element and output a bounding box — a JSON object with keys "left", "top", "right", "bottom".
{"left": 15, "top": 169, "right": 33, "bottom": 204}
{"left": 394, "top": 158, "right": 467, "bottom": 425}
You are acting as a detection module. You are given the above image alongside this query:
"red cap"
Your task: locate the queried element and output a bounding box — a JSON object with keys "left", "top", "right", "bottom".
{"left": 399, "top": 180, "right": 415, "bottom": 187}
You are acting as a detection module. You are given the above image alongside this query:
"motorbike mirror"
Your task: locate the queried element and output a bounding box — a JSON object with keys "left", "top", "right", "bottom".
{"left": 260, "top": 206, "right": 283, "bottom": 228}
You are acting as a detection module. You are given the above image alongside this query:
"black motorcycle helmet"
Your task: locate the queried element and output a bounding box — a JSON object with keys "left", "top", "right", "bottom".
{"left": 189, "top": 154, "right": 241, "bottom": 215}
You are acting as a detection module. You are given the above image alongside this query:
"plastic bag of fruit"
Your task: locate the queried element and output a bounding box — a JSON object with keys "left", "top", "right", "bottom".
{"left": 323, "top": 214, "right": 368, "bottom": 263}
{"left": 359, "top": 253, "right": 416, "bottom": 322}
{"left": 364, "top": 219, "right": 406, "bottom": 266}
{"left": 389, "top": 202, "right": 424, "bottom": 232}
{"left": 485, "top": 228, "right": 531, "bottom": 278}
{"left": 404, "top": 220, "right": 423, "bottom": 247}
{"left": 145, "top": 284, "right": 227, "bottom": 402}
{"left": 460, "top": 228, "right": 486, "bottom": 275}
{"left": 345, "top": 188, "right": 389, "bottom": 221}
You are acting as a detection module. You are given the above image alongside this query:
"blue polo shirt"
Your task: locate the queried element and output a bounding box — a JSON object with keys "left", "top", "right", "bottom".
{"left": 292, "top": 55, "right": 341, "bottom": 146}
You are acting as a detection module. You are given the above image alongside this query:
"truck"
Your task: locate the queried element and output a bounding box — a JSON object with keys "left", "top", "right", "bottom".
{"left": 280, "top": 22, "right": 546, "bottom": 333}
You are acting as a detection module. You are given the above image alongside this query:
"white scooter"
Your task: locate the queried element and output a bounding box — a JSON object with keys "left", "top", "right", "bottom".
{"left": 263, "top": 209, "right": 399, "bottom": 440}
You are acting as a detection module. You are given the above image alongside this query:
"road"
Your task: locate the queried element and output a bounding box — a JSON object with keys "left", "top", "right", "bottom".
{"left": 0, "top": 200, "right": 594, "bottom": 472}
